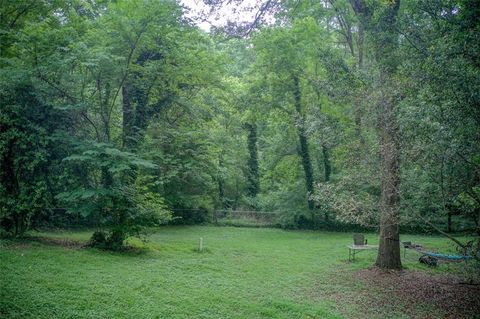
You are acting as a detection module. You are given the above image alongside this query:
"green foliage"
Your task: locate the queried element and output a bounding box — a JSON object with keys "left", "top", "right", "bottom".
{"left": 56, "top": 141, "right": 170, "bottom": 247}
{"left": 1, "top": 0, "right": 479, "bottom": 244}
{"left": 0, "top": 0, "right": 220, "bottom": 245}
{"left": 0, "top": 83, "right": 64, "bottom": 237}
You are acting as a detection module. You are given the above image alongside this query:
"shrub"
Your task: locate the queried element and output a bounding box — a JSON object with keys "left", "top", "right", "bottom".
{"left": 57, "top": 142, "right": 172, "bottom": 250}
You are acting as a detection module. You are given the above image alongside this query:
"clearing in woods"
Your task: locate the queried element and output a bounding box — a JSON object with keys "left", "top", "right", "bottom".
{"left": 1, "top": 226, "right": 478, "bottom": 319}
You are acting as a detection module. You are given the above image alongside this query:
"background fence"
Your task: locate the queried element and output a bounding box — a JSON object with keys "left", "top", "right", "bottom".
{"left": 213, "top": 210, "right": 280, "bottom": 227}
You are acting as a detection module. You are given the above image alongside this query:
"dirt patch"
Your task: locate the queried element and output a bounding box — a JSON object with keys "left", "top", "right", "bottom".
{"left": 31, "top": 237, "right": 86, "bottom": 249}
{"left": 1, "top": 241, "right": 32, "bottom": 249}
{"left": 354, "top": 267, "right": 480, "bottom": 319}
{"left": 1, "top": 236, "right": 86, "bottom": 250}
{"left": 303, "top": 266, "right": 480, "bottom": 319}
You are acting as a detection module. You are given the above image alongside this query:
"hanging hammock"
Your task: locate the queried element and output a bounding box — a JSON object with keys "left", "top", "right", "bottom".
{"left": 404, "top": 243, "right": 475, "bottom": 261}
{"left": 423, "top": 252, "right": 473, "bottom": 261}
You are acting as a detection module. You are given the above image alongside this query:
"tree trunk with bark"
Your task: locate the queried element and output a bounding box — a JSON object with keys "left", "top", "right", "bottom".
{"left": 293, "top": 76, "right": 315, "bottom": 210}
{"left": 373, "top": 0, "right": 402, "bottom": 270}
{"left": 244, "top": 122, "right": 260, "bottom": 198}
{"left": 349, "top": 0, "right": 369, "bottom": 147}
{"left": 322, "top": 145, "right": 331, "bottom": 183}
{"left": 217, "top": 154, "right": 228, "bottom": 210}
{"left": 375, "top": 78, "right": 402, "bottom": 269}
{"left": 122, "top": 85, "right": 135, "bottom": 150}
{"left": 322, "top": 145, "right": 331, "bottom": 221}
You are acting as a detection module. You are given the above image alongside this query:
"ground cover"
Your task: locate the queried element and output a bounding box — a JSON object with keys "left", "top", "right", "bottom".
{"left": 0, "top": 226, "right": 477, "bottom": 319}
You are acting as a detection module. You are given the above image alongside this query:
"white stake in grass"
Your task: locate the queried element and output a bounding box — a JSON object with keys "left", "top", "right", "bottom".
{"left": 198, "top": 237, "right": 203, "bottom": 252}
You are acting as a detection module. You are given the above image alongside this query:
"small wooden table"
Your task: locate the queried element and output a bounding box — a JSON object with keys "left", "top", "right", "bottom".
{"left": 348, "top": 244, "right": 378, "bottom": 261}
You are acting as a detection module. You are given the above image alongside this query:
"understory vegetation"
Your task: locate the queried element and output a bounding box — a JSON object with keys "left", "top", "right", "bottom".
{"left": 1, "top": 0, "right": 479, "bottom": 258}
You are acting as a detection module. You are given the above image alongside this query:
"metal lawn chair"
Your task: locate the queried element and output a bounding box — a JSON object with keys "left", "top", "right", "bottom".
{"left": 348, "top": 233, "right": 378, "bottom": 261}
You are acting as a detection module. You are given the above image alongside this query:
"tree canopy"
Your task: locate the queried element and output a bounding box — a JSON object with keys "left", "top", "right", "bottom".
{"left": 1, "top": 0, "right": 479, "bottom": 265}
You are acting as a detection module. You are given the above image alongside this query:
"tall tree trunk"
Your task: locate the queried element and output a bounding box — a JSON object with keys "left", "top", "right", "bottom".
{"left": 353, "top": 22, "right": 365, "bottom": 146}
{"left": 373, "top": 0, "right": 402, "bottom": 270}
{"left": 375, "top": 77, "right": 402, "bottom": 269}
{"left": 121, "top": 83, "right": 140, "bottom": 184}
{"left": 244, "top": 122, "right": 260, "bottom": 198}
{"left": 218, "top": 178, "right": 226, "bottom": 209}
{"left": 322, "top": 145, "right": 332, "bottom": 222}
{"left": 217, "top": 154, "right": 228, "bottom": 210}
{"left": 440, "top": 153, "right": 452, "bottom": 232}
{"left": 349, "top": 0, "right": 368, "bottom": 146}
{"left": 293, "top": 76, "right": 315, "bottom": 210}
{"left": 121, "top": 77, "right": 154, "bottom": 184}
{"left": 322, "top": 145, "right": 331, "bottom": 183}
{"left": 357, "top": 22, "right": 364, "bottom": 69}
{"left": 122, "top": 85, "right": 135, "bottom": 150}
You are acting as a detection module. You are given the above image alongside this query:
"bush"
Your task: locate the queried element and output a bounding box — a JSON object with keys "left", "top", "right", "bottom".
{"left": 57, "top": 143, "right": 172, "bottom": 250}
{"left": 0, "top": 85, "right": 61, "bottom": 237}
{"left": 170, "top": 208, "right": 211, "bottom": 225}
{"left": 89, "top": 231, "right": 107, "bottom": 247}
{"left": 88, "top": 230, "right": 125, "bottom": 251}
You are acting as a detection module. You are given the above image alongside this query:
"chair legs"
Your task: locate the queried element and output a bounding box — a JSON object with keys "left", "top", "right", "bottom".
{"left": 348, "top": 248, "right": 356, "bottom": 261}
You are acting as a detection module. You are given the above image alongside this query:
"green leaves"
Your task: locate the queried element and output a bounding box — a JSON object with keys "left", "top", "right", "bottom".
{"left": 2, "top": 0, "right": 478, "bottom": 242}
{"left": 0, "top": 83, "right": 62, "bottom": 236}
{"left": 63, "top": 142, "right": 158, "bottom": 174}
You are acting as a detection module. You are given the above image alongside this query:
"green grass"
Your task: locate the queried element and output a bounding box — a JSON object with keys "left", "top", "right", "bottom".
{"left": 0, "top": 226, "right": 468, "bottom": 319}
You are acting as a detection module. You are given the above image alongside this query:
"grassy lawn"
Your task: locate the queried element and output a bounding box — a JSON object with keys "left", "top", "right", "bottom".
{"left": 0, "top": 226, "right": 474, "bottom": 319}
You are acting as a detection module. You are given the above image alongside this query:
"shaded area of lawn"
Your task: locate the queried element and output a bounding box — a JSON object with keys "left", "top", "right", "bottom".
{"left": 0, "top": 226, "right": 477, "bottom": 318}
{"left": 355, "top": 268, "right": 480, "bottom": 318}
{"left": 305, "top": 266, "right": 480, "bottom": 319}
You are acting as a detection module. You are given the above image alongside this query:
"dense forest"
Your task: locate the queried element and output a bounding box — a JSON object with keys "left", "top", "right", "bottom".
{"left": 1, "top": 0, "right": 479, "bottom": 268}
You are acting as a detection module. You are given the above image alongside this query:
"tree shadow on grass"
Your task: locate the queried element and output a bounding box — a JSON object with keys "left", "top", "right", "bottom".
{"left": 303, "top": 265, "right": 480, "bottom": 319}
{"left": 1, "top": 236, "right": 154, "bottom": 257}
{"left": 353, "top": 267, "right": 480, "bottom": 318}
{"left": 1, "top": 236, "right": 83, "bottom": 249}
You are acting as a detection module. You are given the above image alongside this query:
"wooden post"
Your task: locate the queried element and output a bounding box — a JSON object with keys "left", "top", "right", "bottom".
{"left": 199, "top": 237, "right": 203, "bottom": 252}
